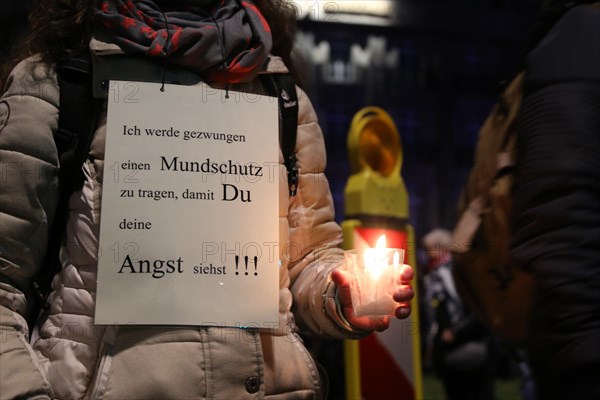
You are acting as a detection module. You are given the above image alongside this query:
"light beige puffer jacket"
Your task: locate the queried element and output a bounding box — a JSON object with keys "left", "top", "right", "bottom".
{"left": 0, "top": 40, "right": 363, "bottom": 400}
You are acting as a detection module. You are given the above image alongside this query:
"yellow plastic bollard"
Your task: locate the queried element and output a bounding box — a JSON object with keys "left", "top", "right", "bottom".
{"left": 342, "top": 107, "right": 422, "bottom": 400}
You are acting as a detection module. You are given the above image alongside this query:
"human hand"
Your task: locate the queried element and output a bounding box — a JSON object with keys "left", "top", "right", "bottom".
{"left": 331, "top": 264, "right": 414, "bottom": 332}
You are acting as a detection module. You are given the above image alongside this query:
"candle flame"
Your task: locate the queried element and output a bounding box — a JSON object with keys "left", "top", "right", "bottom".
{"left": 375, "top": 234, "right": 386, "bottom": 249}
{"left": 365, "top": 235, "right": 388, "bottom": 281}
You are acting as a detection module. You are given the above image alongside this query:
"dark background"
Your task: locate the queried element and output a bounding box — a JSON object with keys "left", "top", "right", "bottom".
{"left": 293, "top": 0, "right": 542, "bottom": 243}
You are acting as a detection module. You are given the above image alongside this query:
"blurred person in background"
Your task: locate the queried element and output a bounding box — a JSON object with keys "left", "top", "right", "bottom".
{"left": 422, "top": 228, "right": 495, "bottom": 400}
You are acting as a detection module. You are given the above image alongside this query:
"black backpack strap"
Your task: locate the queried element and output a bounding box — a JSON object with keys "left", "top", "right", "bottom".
{"left": 55, "top": 54, "right": 98, "bottom": 191}
{"left": 29, "top": 53, "right": 99, "bottom": 331}
{"left": 259, "top": 73, "right": 299, "bottom": 196}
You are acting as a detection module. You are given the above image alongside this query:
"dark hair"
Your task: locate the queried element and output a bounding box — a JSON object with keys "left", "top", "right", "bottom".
{"left": 0, "top": 0, "right": 95, "bottom": 88}
{"left": 2, "top": 0, "right": 303, "bottom": 88}
{"left": 254, "top": 0, "right": 305, "bottom": 86}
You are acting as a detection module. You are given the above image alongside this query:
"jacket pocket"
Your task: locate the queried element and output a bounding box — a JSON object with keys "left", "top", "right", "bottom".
{"left": 95, "top": 328, "right": 207, "bottom": 399}
{"left": 264, "top": 332, "right": 322, "bottom": 399}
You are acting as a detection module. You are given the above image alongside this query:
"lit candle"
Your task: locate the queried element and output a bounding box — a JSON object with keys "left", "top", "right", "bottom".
{"left": 345, "top": 235, "right": 404, "bottom": 317}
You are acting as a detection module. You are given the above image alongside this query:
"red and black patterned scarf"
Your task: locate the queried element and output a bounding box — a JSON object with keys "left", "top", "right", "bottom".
{"left": 95, "top": 0, "right": 272, "bottom": 83}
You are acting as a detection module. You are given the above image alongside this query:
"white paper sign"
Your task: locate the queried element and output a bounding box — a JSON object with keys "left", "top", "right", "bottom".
{"left": 95, "top": 81, "right": 280, "bottom": 326}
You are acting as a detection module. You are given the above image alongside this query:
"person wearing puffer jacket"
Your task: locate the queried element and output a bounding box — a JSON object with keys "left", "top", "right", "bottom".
{"left": 0, "top": 1, "right": 414, "bottom": 399}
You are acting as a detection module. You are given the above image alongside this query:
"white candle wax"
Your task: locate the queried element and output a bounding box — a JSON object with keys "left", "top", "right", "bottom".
{"left": 356, "top": 294, "right": 397, "bottom": 317}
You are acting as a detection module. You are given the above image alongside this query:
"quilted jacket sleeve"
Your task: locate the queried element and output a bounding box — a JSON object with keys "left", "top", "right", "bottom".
{"left": 286, "top": 86, "right": 366, "bottom": 340}
{"left": 0, "top": 56, "right": 59, "bottom": 399}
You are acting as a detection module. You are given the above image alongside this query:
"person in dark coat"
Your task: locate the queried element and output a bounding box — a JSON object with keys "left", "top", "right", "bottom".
{"left": 510, "top": 1, "right": 600, "bottom": 399}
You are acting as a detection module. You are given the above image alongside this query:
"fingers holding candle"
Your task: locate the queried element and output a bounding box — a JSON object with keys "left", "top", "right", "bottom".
{"left": 398, "top": 263, "right": 414, "bottom": 284}
{"left": 340, "top": 240, "right": 414, "bottom": 324}
{"left": 393, "top": 284, "right": 414, "bottom": 304}
{"left": 334, "top": 253, "right": 415, "bottom": 327}
{"left": 392, "top": 263, "right": 414, "bottom": 319}
{"left": 331, "top": 269, "right": 391, "bottom": 332}
{"left": 393, "top": 285, "right": 414, "bottom": 319}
